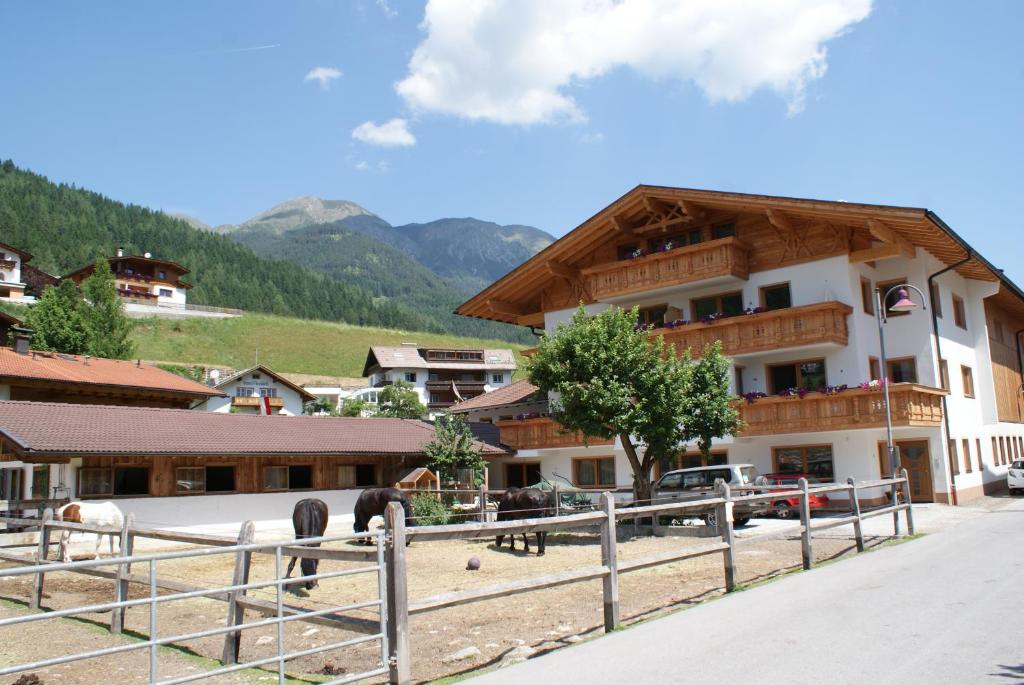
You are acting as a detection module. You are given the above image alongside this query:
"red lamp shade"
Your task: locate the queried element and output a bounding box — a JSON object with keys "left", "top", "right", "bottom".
{"left": 889, "top": 288, "right": 918, "bottom": 312}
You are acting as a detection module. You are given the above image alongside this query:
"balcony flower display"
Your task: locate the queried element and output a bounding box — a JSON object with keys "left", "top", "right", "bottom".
{"left": 630, "top": 248, "right": 645, "bottom": 260}
{"left": 823, "top": 384, "right": 849, "bottom": 395}
{"left": 663, "top": 318, "right": 690, "bottom": 329}
{"left": 654, "top": 240, "right": 676, "bottom": 253}
{"left": 699, "top": 312, "right": 724, "bottom": 324}
{"left": 743, "top": 306, "right": 766, "bottom": 315}
{"left": 742, "top": 391, "right": 767, "bottom": 404}
{"left": 777, "top": 387, "right": 809, "bottom": 399}
{"left": 858, "top": 379, "right": 884, "bottom": 391}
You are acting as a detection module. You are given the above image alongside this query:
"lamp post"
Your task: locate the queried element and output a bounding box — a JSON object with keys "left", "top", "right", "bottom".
{"left": 875, "top": 283, "right": 927, "bottom": 474}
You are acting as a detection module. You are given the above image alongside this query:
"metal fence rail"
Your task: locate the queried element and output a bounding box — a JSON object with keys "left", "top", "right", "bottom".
{"left": 0, "top": 527, "right": 390, "bottom": 685}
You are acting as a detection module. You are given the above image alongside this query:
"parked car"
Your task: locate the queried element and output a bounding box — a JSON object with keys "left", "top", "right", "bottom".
{"left": 653, "top": 464, "right": 769, "bottom": 527}
{"left": 759, "top": 474, "right": 831, "bottom": 518}
{"left": 1008, "top": 460, "right": 1024, "bottom": 495}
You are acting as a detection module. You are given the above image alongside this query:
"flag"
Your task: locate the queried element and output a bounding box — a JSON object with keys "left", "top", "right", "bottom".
{"left": 262, "top": 395, "right": 272, "bottom": 415}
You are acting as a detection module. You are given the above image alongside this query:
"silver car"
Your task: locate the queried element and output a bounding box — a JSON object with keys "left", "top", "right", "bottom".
{"left": 654, "top": 463, "right": 768, "bottom": 526}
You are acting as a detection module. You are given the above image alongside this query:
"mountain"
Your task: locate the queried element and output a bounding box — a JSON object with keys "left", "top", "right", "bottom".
{"left": 219, "top": 196, "right": 376, "bottom": 236}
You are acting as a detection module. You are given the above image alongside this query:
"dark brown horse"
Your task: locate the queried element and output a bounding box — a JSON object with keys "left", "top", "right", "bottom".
{"left": 354, "top": 488, "right": 414, "bottom": 542}
{"left": 495, "top": 487, "right": 551, "bottom": 555}
{"left": 285, "top": 498, "right": 329, "bottom": 590}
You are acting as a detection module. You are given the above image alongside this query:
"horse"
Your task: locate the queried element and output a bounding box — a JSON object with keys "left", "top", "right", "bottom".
{"left": 495, "top": 488, "right": 551, "bottom": 555}
{"left": 285, "top": 498, "right": 329, "bottom": 591}
{"left": 54, "top": 502, "right": 124, "bottom": 563}
{"left": 353, "top": 488, "right": 414, "bottom": 543}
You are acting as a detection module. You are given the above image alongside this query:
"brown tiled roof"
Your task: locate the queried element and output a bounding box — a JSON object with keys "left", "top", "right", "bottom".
{"left": 0, "top": 348, "right": 224, "bottom": 399}
{"left": 362, "top": 346, "right": 517, "bottom": 375}
{"left": 0, "top": 311, "right": 21, "bottom": 327}
{"left": 450, "top": 380, "right": 542, "bottom": 413}
{"left": 0, "top": 401, "right": 510, "bottom": 457}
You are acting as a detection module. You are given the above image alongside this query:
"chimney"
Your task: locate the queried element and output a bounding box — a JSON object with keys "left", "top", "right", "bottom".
{"left": 83, "top": 355, "right": 90, "bottom": 366}
{"left": 11, "top": 327, "right": 32, "bottom": 355}
{"left": 144, "top": 252, "right": 152, "bottom": 259}
{"left": 116, "top": 247, "right": 124, "bottom": 257}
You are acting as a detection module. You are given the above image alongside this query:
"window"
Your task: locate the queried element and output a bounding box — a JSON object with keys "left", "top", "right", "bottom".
{"left": 711, "top": 221, "right": 736, "bottom": 239}
{"left": 962, "top": 439, "right": 972, "bottom": 473}
{"left": 773, "top": 446, "right": 834, "bottom": 481}
{"left": 31, "top": 465, "right": 49, "bottom": 499}
{"left": 760, "top": 283, "right": 792, "bottom": 311}
{"left": 683, "top": 228, "right": 704, "bottom": 245}
{"left": 768, "top": 359, "right": 827, "bottom": 394}
{"left": 79, "top": 468, "right": 112, "bottom": 497}
{"left": 929, "top": 282, "right": 942, "bottom": 318}
{"left": 258, "top": 387, "right": 277, "bottom": 398}
{"left": 887, "top": 358, "right": 918, "bottom": 384}
{"left": 939, "top": 359, "right": 949, "bottom": 391}
{"left": 861, "top": 278, "right": 874, "bottom": 315}
{"left": 404, "top": 372, "right": 417, "bottom": 383}
{"left": 869, "top": 357, "right": 881, "bottom": 382}
{"left": 206, "top": 466, "right": 235, "bottom": 492}
{"left": 948, "top": 440, "right": 959, "bottom": 476}
{"left": 734, "top": 366, "right": 745, "bottom": 395}
{"left": 952, "top": 294, "right": 967, "bottom": 329}
{"left": 692, "top": 291, "right": 743, "bottom": 319}
{"left": 157, "top": 270, "right": 167, "bottom": 280}
{"left": 617, "top": 244, "right": 639, "bottom": 260}
{"left": 337, "top": 464, "right": 377, "bottom": 488}
{"left": 574, "top": 457, "right": 616, "bottom": 488}
{"left": 506, "top": 462, "right": 542, "bottom": 489}
{"left": 252, "top": 374, "right": 262, "bottom": 380}
{"left": 977, "top": 439, "right": 984, "bottom": 473}
{"left": 236, "top": 387, "right": 255, "bottom": 397}
{"left": 647, "top": 233, "right": 688, "bottom": 252}
{"left": 176, "top": 467, "right": 205, "bottom": 493}
{"left": 878, "top": 279, "right": 910, "bottom": 317}
{"left": 679, "top": 452, "right": 727, "bottom": 469}
{"left": 491, "top": 373, "right": 504, "bottom": 384}
{"left": 637, "top": 304, "right": 668, "bottom": 328}
{"left": 158, "top": 288, "right": 172, "bottom": 297}
{"left": 114, "top": 467, "right": 149, "bottom": 496}
{"left": 264, "top": 466, "right": 287, "bottom": 491}
{"left": 961, "top": 366, "right": 975, "bottom": 398}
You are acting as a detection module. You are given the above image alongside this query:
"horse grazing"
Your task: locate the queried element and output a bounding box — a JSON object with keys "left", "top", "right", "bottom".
{"left": 495, "top": 488, "right": 551, "bottom": 555}
{"left": 54, "top": 502, "right": 124, "bottom": 563}
{"left": 285, "top": 498, "right": 329, "bottom": 590}
{"left": 353, "top": 488, "right": 414, "bottom": 542}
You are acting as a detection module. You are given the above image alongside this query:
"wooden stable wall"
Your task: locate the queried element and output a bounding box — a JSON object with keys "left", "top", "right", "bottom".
{"left": 78, "top": 454, "right": 427, "bottom": 497}
{"left": 985, "top": 301, "right": 1024, "bottom": 423}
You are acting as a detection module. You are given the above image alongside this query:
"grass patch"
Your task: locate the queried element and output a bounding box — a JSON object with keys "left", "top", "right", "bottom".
{"left": 131, "top": 312, "right": 529, "bottom": 378}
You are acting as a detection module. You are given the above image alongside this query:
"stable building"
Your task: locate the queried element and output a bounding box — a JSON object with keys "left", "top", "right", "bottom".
{"left": 0, "top": 401, "right": 508, "bottom": 527}
{"left": 201, "top": 365, "right": 317, "bottom": 416}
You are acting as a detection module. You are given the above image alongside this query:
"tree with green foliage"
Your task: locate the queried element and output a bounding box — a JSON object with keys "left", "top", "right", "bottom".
{"left": 682, "top": 341, "right": 742, "bottom": 462}
{"left": 24, "top": 279, "right": 88, "bottom": 354}
{"left": 375, "top": 380, "right": 426, "bottom": 419}
{"left": 80, "top": 257, "right": 135, "bottom": 359}
{"left": 304, "top": 397, "right": 339, "bottom": 416}
{"left": 528, "top": 305, "right": 693, "bottom": 503}
{"left": 423, "top": 414, "right": 488, "bottom": 486}
{"left": 339, "top": 397, "right": 368, "bottom": 417}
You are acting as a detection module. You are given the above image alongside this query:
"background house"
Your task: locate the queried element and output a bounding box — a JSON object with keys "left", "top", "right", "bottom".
{"left": 0, "top": 241, "right": 31, "bottom": 301}
{"left": 202, "top": 364, "right": 316, "bottom": 415}
{"left": 64, "top": 249, "right": 191, "bottom": 309}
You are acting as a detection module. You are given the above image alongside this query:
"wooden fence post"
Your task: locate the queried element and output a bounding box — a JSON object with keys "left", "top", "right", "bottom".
{"left": 385, "top": 502, "right": 410, "bottom": 685}
{"left": 478, "top": 484, "right": 487, "bottom": 523}
{"left": 900, "top": 467, "right": 915, "bottom": 535}
{"left": 599, "top": 492, "right": 619, "bottom": 632}
{"left": 553, "top": 485, "right": 560, "bottom": 518}
{"left": 798, "top": 477, "right": 812, "bottom": 570}
{"left": 846, "top": 478, "right": 865, "bottom": 553}
{"left": 31, "top": 510, "right": 52, "bottom": 610}
{"left": 891, "top": 469, "right": 902, "bottom": 537}
{"left": 111, "top": 513, "right": 135, "bottom": 633}
{"left": 717, "top": 482, "right": 736, "bottom": 592}
{"left": 221, "top": 520, "right": 255, "bottom": 665}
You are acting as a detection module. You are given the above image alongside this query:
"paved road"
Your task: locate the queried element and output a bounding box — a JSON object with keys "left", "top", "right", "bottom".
{"left": 472, "top": 498, "right": 1024, "bottom": 684}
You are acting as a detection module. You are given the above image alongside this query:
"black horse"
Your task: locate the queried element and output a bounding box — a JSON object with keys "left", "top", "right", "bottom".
{"left": 285, "top": 498, "right": 328, "bottom": 590}
{"left": 354, "top": 488, "right": 414, "bottom": 543}
{"left": 495, "top": 487, "right": 551, "bottom": 555}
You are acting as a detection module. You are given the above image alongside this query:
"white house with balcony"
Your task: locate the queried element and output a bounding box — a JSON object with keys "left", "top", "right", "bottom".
{"left": 0, "top": 242, "right": 30, "bottom": 301}
{"left": 201, "top": 365, "right": 316, "bottom": 416}
{"left": 456, "top": 186, "right": 1024, "bottom": 506}
{"left": 361, "top": 344, "right": 517, "bottom": 417}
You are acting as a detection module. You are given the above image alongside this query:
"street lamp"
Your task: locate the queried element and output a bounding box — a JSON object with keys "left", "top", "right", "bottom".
{"left": 875, "top": 283, "right": 927, "bottom": 474}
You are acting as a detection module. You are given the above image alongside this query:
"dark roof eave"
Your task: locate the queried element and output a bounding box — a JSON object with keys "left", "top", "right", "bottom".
{"left": 0, "top": 374, "right": 225, "bottom": 398}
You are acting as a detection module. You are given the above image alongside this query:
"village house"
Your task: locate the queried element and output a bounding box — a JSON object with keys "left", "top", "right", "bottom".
{"left": 0, "top": 241, "right": 31, "bottom": 301}
{"left": 64, "top": 249, "right": 191, "bottom": 309}
{"left": 456, "top": 186, "right": 1024, "bottom": 505}
{"left": 361, "top": 344, "right": 517, "bottom": 416}
{"left": 0, "top": 401, "right": 508, "bottom": 526}
{"left": 200, "top": 364, "right": 317, "bottom": 415}
{"left": 0, "top": 311, "right": 21, "bottom": 347}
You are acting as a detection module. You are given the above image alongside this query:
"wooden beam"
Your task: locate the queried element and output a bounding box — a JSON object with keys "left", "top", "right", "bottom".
{"left": 849, "top": 242, "right": 903, "bottom": 264}
{"left": 516, "top": 312, "right": 545, "bottom": 327}
{"left": 765, "top": 208, "right": 796, "bottom": 234}
{"left": 678, "top": 199, "right": 705, "bottom": 221}
{"left": 487, "top": 299, "right": 527, "bottom": 316}
{"left": 610, "top": 215, "right": 633, "bottom": 235}
{"left": 546, "top": 261, "right": 580, "bottom": 280}
{"left": 867, "top": 219, "right": 915, "bottom": 258}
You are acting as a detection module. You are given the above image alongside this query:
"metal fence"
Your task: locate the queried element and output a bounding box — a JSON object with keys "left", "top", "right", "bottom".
{"left": 0, "top": 525, "right": 390, "bottom": 685}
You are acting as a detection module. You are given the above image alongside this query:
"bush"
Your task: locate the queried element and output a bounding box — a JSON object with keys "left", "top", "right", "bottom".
{"left": 411, "top": 493, "right": 451, "bottom": 526}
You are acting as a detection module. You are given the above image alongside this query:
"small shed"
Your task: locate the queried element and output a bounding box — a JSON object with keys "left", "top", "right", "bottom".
{"left": 395, "top": 467, "right": 439, "bottom": 491}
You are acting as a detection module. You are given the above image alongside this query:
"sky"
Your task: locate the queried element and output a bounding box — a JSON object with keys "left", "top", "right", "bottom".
{"left": 1, "top": 1, "right": 1022, "bottom": 281}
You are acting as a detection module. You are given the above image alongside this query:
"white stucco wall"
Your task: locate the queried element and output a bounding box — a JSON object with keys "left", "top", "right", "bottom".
{"left": 206, "top": 373, "right": 308, "bottom": 416}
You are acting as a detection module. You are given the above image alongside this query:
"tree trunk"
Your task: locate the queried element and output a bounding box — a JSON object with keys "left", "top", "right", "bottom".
{"left": 619, "top": 432, "right": 653, "bottom": 509}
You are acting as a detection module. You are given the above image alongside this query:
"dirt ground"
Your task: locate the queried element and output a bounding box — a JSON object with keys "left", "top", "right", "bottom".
{"left": 0, "top": 518, "right": 901, "bottom": 685}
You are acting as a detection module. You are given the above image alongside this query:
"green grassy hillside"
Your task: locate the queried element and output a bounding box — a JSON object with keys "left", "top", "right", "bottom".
{"left": 131, "top": 313, "right": 531, "bottom": 378}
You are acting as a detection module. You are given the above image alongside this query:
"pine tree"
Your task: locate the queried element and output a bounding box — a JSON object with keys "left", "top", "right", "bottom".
{"left": 80, "top": 257, "right": 135, "bottom": 359}
{"left": 24, "top": 279, "right": 88, "bottom": 354}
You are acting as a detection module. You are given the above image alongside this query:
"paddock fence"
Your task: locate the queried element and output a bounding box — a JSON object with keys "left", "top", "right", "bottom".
{"left": 0, "top": 470, "right": 914, "bottom": 685}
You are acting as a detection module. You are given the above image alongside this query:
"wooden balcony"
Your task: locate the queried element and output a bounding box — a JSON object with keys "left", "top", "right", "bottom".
{"left": 738, "top": 383, "right": 946, "bottom": 437}
{"left": 232, "top": 396, "right": 285, "bottom": 409}
{"left": 425, "top": 380, "right": 485, "bottom": 392}
{"left": 495, "top": 417, "right": 614, "bottom": 450}
{"left": 0, "top": 259, "right": 17, "bottom": 270}
{"left": 652, "top": 301, "right": 853, "bottom": 357}
{"left": 581, "top": 237, "right": 750, "bottom": 301}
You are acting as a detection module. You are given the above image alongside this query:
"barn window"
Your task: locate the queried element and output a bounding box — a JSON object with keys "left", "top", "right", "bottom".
{"left": 263, "top": 466, "right": 287, "bottom": 491}
{"left": 114, "top": 467, "right": 149, "bottom": 496}
{"left": 177, "top": 466, "right": 236, "bottom": 494}
{"left": 78, "top": 468, "right": 112, "bottom": 497}
{"left": 176, "top": 467, "right": 206, "bottom": 493}
{"left": 263, "top": 465, "right": 313, "bottom": 491}
{"left": 206, "top": 466, "right": 235, "bottom": 492}
{"left": 31, "top": 465, "right": 49, "bottom": 499}
{"left": 289, "top": 465, "right": 313, "bottom": 489}
{"left": 356, "top": 464, "right": 376, "bottom": 486}
{"left": 337, "top": 466, "right": 357, "bottom": 488}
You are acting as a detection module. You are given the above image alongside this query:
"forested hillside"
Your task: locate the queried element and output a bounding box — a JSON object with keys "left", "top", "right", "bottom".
{"left": 0, "top": 161, "right": 431, "bottom": 331}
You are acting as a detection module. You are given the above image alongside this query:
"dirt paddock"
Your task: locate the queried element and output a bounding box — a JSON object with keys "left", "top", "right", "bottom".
{"left": 0, "top": 524, "right": 893, "bottom": 684}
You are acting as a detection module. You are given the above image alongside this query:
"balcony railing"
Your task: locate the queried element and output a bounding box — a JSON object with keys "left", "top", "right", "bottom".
{"left": 738, "top": 383, "right": 946, "bottom": 437}
{"left": 425, "top": 379, "right": 486, "bottom": 391}
{"left": 581, "top": 237, "right": 750, "bottom": 300}
{"left": 0, "top": 259, "right": 17, "bottom": 270}
{"left": 232, "top": 396, "right": 285, "bottom": 408}
{"left": 652, "top": 301, "right": 853, "bottom": 357}
{"left": 495, "top": 417, "right": 614, "bottom": 450}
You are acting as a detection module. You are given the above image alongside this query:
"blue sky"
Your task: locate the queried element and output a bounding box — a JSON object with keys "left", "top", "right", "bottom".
{"left": 1, "top": 1, "right": 1022, "bottom": 280}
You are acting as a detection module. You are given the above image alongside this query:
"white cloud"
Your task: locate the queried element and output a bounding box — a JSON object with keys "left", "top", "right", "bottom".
{"left": 396, "top": 0, "right": 872, "bottom": 124}
{"left": 351, "top": 118, "right": 416, "bottom": 147}
{"left": 376, "top": 0, "right": 398, "bottom": 18}
{"left": 304, "top": 66, "right": 343, "bottom": 89}
{"left": 579, "top": 131, "right": 605, "bottom": 144}
{"left": 355, "top": 160, "right": 370, "bottom": 171}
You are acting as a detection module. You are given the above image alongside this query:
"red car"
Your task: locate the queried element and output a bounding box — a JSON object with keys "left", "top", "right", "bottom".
{"left": 762, "top": 474, "right": 830, "bottom": 519}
